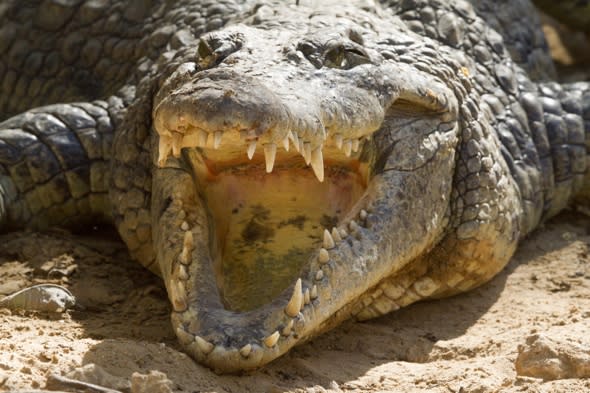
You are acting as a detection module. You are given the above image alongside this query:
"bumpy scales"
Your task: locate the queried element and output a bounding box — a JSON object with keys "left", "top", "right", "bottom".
{"left": 0, "top": 0, "right": 589, "bottom": 373}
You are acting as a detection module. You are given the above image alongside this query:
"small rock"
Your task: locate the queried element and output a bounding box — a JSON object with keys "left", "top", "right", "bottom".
{"left": 515, "top": 333, "right": 590, "bottom": 380}
{"left": 66, "top": 363, "right": 131, "bottom": 391}
{"left": 131, "top": 370, "right": 173, "bottom": 393}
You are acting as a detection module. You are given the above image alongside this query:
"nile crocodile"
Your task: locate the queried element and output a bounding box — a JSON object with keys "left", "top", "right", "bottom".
{"left": 0, "top": 0, "right": 589, "bottom": 373}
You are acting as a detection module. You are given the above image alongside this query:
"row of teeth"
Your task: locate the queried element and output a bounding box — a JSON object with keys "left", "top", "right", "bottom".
{"left": 158, "top": 129, "right": 367, "bottom": 182}
{"left": 172, "top": 208, "right": 370, "bottom": 364}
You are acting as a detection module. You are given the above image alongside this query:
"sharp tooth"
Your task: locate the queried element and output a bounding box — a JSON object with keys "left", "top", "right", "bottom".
{"left": 282, "top": 319, "right": 294, "bottom": 336}
{"left": 334, "top": 134, "right": 343, "bottom": 150}
{"left": 195, "top": 336, "right": 214, "bottom": 354}
{"left": 285, "top": 278, "right": 303, "bottom": 317}
{"left": 283, "top": 133, "right": 291, "bottom": 151}
{"left": 339, "top": 228, "right": 348, "bottom": 238}
{"left": 310, "top": 146, "right": 324, "bottom": 182}
{"left": 239, "top": 344, "right": 252, "bottom": 357}
{"left": 298, "top": 139, "right": 304, "bottom": 155}
{"left": 304, "top": 288, "right": 310, "bottom": 305}
{"left": 213, "top": 131, "right": 223, "bottom": 149}
{"left": 311, "top": 285, "right": 318, "bottom": 299}
{"left": 352, "top": 138, "right": 360, "bottom": 152}
{"left": 263, "top": 331, "right": 280, "bottom": 348}
{"left": 247, "top": 140, "right": 257, "bottom": 160}
{"left": 291, "top": 132, "right": 300, "bottom": 152}
{"left": 169, "top": 280, "right": 187, "bottom": 311}
{"left": 343, "top": 139, "right": 352, "bottom": 157}
{"left": 331, "top": 227, "right": 342, "bottom": 242}
{"left": 319, "top": 248, "right": 329, "bottom": 264}
{"left": 324, "top": 229, "right": 335, "bottom": 249}
{"left": 171, "top": 132, "right": 183, "bottom": 157}
{"left": 180, "top": 221, "right": 189, "bottom": 231}
{"left": 350, "top": 220, "right": 360, "bottom": 231}
{"left": 177, "top": 264, "right": 189, "bottom": 281}
{"left": 179, "top": 231, "right": 193, "bottom": 265}
{"left": 158, "top": 135, "right": 172, "bottom": 167}
{"left": 197, "top": 130, "right": 208, "bottom": 147}
{"left": 264, "top": 143, "right": 277, "bottom": 173}
{"left": 303, "top": 142, "right": 312, "bottom": 165}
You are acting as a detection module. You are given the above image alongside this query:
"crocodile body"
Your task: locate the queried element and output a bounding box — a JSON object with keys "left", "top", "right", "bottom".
{"left": 0, "top": 0, "right": 589, "bottom": 373}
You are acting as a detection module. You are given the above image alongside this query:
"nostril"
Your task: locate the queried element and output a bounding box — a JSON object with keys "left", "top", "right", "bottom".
{"left": 198, "top": 31, "right": 245, "bottom": 69}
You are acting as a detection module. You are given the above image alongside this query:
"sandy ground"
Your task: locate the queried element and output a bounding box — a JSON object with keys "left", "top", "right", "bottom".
{"left": 0, "top": 210, "right": 589, "bottom": 393}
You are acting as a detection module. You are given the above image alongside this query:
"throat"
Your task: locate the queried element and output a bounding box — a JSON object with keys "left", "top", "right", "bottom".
{"left": 204, "top": 164, "right": 366, "bottom": 311}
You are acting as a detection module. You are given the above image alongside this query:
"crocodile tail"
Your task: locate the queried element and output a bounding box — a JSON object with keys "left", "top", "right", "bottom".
{"left": 0, "top": 101, "right": 114, "bottom": 230}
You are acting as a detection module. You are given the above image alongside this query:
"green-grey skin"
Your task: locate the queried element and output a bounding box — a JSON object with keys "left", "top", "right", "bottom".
{"left": 0, "top": 0, "right": 589, "bottom": 373}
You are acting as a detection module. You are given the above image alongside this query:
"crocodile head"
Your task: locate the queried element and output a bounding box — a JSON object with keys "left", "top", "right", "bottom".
{"left": 150, "top": 2, "right": 464, "bottom": 372}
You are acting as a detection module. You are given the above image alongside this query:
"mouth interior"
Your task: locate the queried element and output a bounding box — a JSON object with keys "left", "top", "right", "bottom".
{"left": 189, "top": 142, "right": 368, "bottom": 312}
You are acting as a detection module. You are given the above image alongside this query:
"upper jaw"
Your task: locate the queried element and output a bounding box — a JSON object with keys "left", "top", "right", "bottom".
{"left": 150, "top": 61, "right": 460, "bottom": 372}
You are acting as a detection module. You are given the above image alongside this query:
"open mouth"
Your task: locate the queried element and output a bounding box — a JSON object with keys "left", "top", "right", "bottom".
{"left": 160, "top": 126, "right": 372, "bottom": 312}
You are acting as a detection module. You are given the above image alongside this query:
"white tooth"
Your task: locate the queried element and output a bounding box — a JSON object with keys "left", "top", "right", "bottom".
{"left": 195, "top": 336, "right": 214, "bottom": 354}
{"left": 310, "top": 146, "right": 324, "bottom": 182}
{"left": 303, "top": 142, "right": 312, "bottom": 165}
{"left": 263, "top": 331, "right": 280, "bottom": 348}
{"left": 350, "top": 220, "right": 360, "bottom": 231}
{"left": 264, "top": 143, "right": 277, "bottom": 173}
{"left": 352, "top": 138, "right": 360, "bottom": 152}
{"left": 171, "top": 132, "right": 183, "bottom": 157}
{"left": 331, "top": 227, "right": 342, "bottom": 242}
{"left": 285, "top": 278, "right": 303, "bottom": 317}
{"left": 339, "top": 228, "right": 348, "bottom": 238}
{"left": 197, "top": 130, "right": 208, "bottom": 147}
{"left": 334, "top": 134, "right": 343, "bottom": 150}
{"left": 298, "top": 139, "right": 304, "bottom": 155}
{"left": 319, "top": 248, "right": 329, "bottom": 264}
{"left": 158, "top": 135, "right": 172, "bottom": 167}
{"left": 282, "top": 319, "right": 294, "bottom": 336}
{"left": 247, "top": 140, "right": 257, "bottom": 160}
{"left": 315, "top": 270, "right": 324, "bottom": 281}
{"left": 291, "top": 132, "right": 300, "bottom": 152}
{"left": 179, "top": 231, "right": 193, "bottom": 265}
{"left": 311, "top": 285, "right": 318, "bottom": 299}
{"left": 180, "top": 221, "right": 189, "bottom": 231}
{"left": 169, "top": 280, "right": 187, "bottom": 311}
{"left": 177, "top": 264, "right": 189, "bottom": 281}
{"left": 343, "top": 139, "right": 352, "bottom": 157}
{"left": 360, "top": 209, "right": 368, "bottom": 220}
{"left": 304, "top": 288, "right": 310, "bottom": 305}
{"left": 213, "top": 131, "right": 223, "bottom": 149}
{"left": 239, "top": 344, "right": 252, "bottom": 357}
{"left": 323, "top": 229, "right": 335, "bottom": 249}
{"left": 283, "top": 134, "right": 290, "bottom": 151}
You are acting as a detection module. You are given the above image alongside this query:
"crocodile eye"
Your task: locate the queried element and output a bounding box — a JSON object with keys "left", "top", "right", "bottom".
{"left": 324, "top": 45, "right": 370, "bottom": 69}
{"left": 198, "top": 32, "right": 244, "bottom": 69}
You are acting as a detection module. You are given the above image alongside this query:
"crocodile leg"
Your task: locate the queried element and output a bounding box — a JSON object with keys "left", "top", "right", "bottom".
{"left": 0, "top": 101, "right": 115, "bottom": 230}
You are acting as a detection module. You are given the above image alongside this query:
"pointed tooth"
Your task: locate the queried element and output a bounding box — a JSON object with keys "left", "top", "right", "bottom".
{"left": 171, "top": 132, "right": 183, "bottom": 157}
{"left": 158, "top": 136, "right": 173, "bottom": 167}
{"left": 264, "top": 143, "right": 277, "bottom": 173}
{"left": 285, "top": 278, "right": 303, "bottom": 317}
{"left": 323, "top": 229, "right": 335, "bottom": 249}
{"left": 177, "top": 264, "right": 189, "bottom": 281}
{"left": 291, "top": 132, "right": 300, "bottom": 152}
{"left": 304, "top": 288, "right": 310, "bottom": 305}
{"left": 213, "top": 131, "right": 223, "bottom": 149}
{"left": 350, "top": 220, "right": 360, "bottom": 231}
{"left": 283, "top": 134, "right": 290, "bottom": 151}
{"left": 352, "top": 138, "right": 360, "bottom": 152}
{"left": 169, "top": 280, "right": 187, "bottom": 311}
{"left": 339, "top": 228, "right": 348, "bottom": 238}
{"left": 197, "top": 130, "right": 208, "bottom": 147}
{"left": 334, "top": 134, "right": 343, "bottom": 150}
{"left": 282, "top": 319, "right": 294, "bottom": 336}
{"left": 319, "top": 248, "right": 330, "bottom": 264}
{"left": 303, "top": 142, "right": 312, "bottom": 165}
{"left": 310, "top": 147, "right": 324, "bottom": 182}
{"left": 263, "top": 331, "right": 280, "bottom": 348}
{"left": 247, "top": 140, "right": 257, "bottom": 160}
{"left": 195, "top": 336, "right": 214, "bottom": 354}
{"left": 331, "top": 227, "right": 342, "bottom": 242}
{"left": 180, "top": 221, "right": 189, "bottom": 231}
{"left": 343, "top": 139, "right": 352, "bottom": 157}
{"left": 360, "top": 209, "right": 368, "bottom": 220}
{"left": 239, "top": 344, "right": 252, "bottom": 357}
{"left": 315, "top": 270, "right": 324, "bottom": 281}
{"left": 179, "top": 231, "right": 193, "bottom": 265}
{"left": 311, "top": 285, "right": 318, "bottom": 299}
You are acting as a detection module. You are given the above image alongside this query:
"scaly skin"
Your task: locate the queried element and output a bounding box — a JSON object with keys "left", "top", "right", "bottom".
{"left": 0, "top": 0, "right": 589, "bottom": 373}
